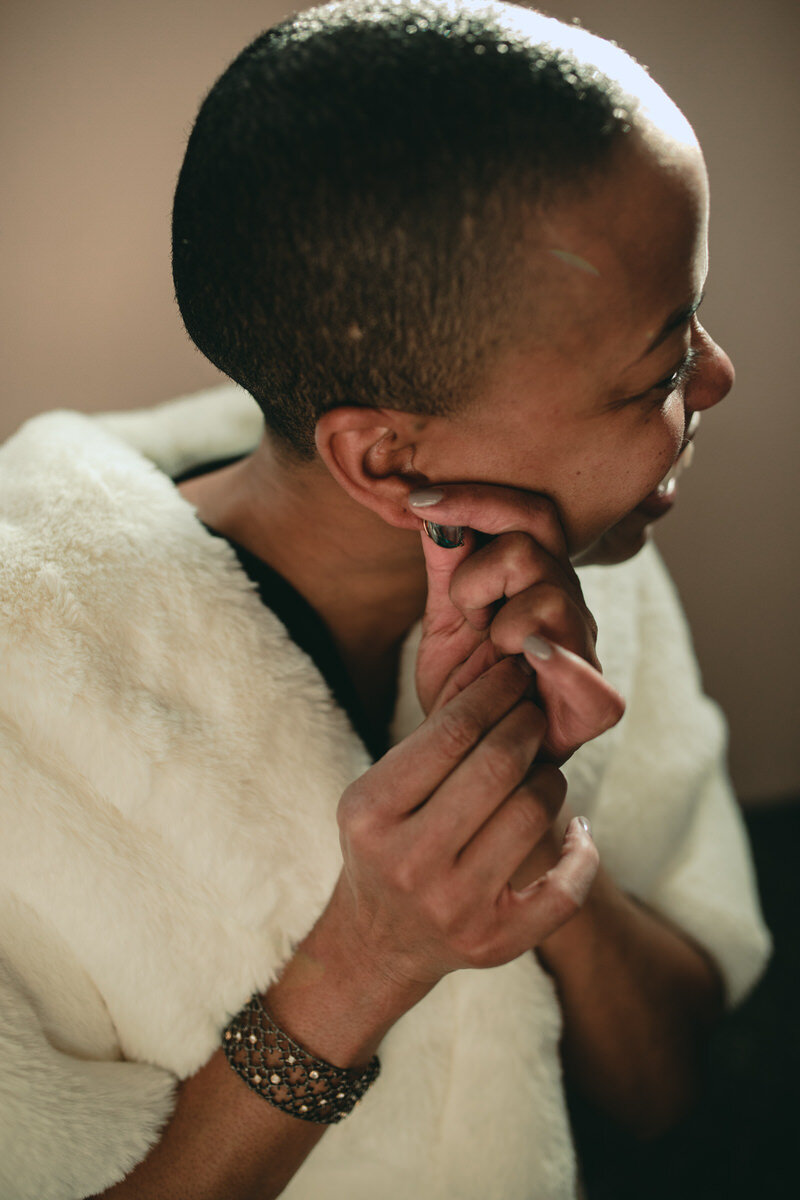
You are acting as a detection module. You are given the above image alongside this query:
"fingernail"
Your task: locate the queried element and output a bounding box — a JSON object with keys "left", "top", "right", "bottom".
{"left": 523, "top": 634, "right": 554, "bottom": 661}
{"left": 577, "top": 816, "right": 592, "bottom": 837}
{"left": 409, "top": 489, "right": 444, "bottom": 507}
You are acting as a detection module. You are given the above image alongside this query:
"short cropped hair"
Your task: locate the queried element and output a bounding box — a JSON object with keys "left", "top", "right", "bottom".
{"left": 172, "top": 0, "right": 636, "bottom": 460}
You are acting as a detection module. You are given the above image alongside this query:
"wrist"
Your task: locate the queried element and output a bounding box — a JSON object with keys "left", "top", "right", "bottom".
{"left": 265, "top": 878, "right": 431, "bottom": 1069}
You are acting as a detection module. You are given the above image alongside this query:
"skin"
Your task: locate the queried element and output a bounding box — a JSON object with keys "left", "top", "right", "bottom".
{"left": 177, "top": 119, "right": 733, "bottom": 732}
{"left": 143, "top": 71, "right": 732, "bottom": 1200}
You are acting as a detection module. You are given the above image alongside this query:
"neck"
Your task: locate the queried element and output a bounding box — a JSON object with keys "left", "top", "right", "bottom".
{"left": 177, "top": 435, "right": 428, "bottom": 671}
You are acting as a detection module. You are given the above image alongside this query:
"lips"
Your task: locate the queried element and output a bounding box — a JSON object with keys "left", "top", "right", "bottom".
{"left": 683, "top": 410, "right": 702, "bottom": 447}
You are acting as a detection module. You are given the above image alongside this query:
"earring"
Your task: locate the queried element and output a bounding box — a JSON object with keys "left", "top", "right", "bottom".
{"left": 423, "top": 521, "right": 465, "bottom": 549}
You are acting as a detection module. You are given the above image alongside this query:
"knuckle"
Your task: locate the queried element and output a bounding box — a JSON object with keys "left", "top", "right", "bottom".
{"left": 546, "top": 874, "right": 582, "bottom": 919}
{"left": 594, "top": 689, "right": 627, "bottom": 735}
{"left": 336, "top": 783, "right": 362, "bottom": 831}
{"left": 479, "top": 738, "right": 529, "bottom": 792}
{"left": 340, "top": 810, "right": 375, "bottom": 854}
{"left": 443, "top": 911, "right": 495, "bottom": 966}
{"left": 503, "top": 531, "right": 537, "bottom": 573}
{"left": 535, "top": 583, "right": 571, "bottom": 622}
{"left": 461, "top": 939, "right": 497, "bottom": 970}
{"left": 420, "top": 882, "right": 461, "bottom": 934}
{"left": 436, "top": 706, "right": 484, "bottom": 758}
{"left": 337, "top": 784, "right": 378, "bottom": 847}
{"left": 391, "top": 854, "right": 422, "bottom": 896}
{"left": 507, "top": 792, "right": 547, "bottom": 841}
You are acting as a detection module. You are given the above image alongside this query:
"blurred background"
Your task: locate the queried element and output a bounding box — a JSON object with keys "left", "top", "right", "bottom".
{"left": 1, "top": 1, "right": 797, "bottom": 1192}
{"left": 1, "top": 0, "right": 797, "bottom": 807}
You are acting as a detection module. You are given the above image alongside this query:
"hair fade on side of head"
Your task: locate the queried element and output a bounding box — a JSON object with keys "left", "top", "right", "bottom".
{"left": 172, "top": 0, "right": 638, "bottom": 460}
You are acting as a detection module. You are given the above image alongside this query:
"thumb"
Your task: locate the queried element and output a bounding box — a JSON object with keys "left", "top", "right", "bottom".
{"left": 418, "top": 521, "right": 477, "bottom": 633}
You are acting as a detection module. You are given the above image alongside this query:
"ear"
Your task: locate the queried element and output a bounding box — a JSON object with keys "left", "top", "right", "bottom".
{"left": 314, "top": 406, "right": 429, "bottom": 530}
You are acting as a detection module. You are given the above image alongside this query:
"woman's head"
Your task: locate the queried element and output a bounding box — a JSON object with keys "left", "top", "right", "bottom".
{"left": 172, "top": 0, "right": 733, "bottom": 565}
{"left": 173, "top": 1, "right": 649, "bottom": 453}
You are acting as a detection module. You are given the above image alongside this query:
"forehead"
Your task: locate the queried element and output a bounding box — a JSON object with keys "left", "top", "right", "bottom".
{"left": 520, "top": 129, "right": 709, "bottom": 376}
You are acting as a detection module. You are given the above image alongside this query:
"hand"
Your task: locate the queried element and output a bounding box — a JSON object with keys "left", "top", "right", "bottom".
{"left": 410, "top": 484, "right": 626, "bottom": 764}
{"left": 329, "top": 657, "right": 599, "bottom": 998}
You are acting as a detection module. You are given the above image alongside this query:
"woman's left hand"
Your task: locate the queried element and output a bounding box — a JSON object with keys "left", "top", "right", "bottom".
{"left": 410, "top": 484, "right": 626, "bottom": 765}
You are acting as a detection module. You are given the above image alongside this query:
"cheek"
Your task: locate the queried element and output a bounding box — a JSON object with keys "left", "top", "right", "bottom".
{"left": 601, "top": 400, "right": 685, "bottom": 483}
{"left": 639, "top": 402, "right": 686, "bottom": 477}
{"left": 563, "top": 414, "right": 682, "bottom": 543}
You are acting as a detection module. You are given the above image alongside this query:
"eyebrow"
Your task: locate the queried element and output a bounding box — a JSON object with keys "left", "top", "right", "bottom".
{"left": 635, "top": 290, "right": 706, "bottom": 361}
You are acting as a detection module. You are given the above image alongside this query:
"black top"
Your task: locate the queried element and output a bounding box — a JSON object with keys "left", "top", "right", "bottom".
{"left": 173, "top": 457, "right": 385, "bottom": 761}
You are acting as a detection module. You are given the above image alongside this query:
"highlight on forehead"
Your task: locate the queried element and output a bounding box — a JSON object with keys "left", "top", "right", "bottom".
{"left": 548, "top": 248, "right": 601, "bottom": 277}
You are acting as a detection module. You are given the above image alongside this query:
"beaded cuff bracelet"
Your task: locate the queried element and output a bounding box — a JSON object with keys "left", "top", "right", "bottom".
{"left": 222, "top": 993, "right": 381, "bottom": 1124}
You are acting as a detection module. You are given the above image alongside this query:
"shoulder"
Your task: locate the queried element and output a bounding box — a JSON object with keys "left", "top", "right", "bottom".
{"left": 0, "top": 402, "right": 282, "bottom": 742}
{"left": 0, "top": 409, "right": 219, "bottom": 653}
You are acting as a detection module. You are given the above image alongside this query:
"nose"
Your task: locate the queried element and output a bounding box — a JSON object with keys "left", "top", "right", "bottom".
{"left": 686, "top": 321, "right": 735, "bottom": 413}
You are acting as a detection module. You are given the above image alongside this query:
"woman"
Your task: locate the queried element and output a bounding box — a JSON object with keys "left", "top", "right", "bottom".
{"left": 0, "top": 3, "right": 769, "bottom": 1198}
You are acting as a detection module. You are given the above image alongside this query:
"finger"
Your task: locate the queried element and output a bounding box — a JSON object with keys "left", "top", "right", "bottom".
{"left": 453, "top": 762, "right": 567, "bottom": 894}
{"left": 489, "top": 585, "right": 601, "bottom": 669}
{"left": 418, "top": 524, "right": 477, "bottom": 636}
{"left": 520, "top": 638, "right": 626, "bottom": 760}
{"left": 409, "top": 483, "right": 570, "bottom": 562}
{"left": 426, "top": 638, "right": 503, "bottom": 715}
{"left": 449, "top": 531, "right": 586, "bottom": 632}
{"left": 413, "top": 699, "right": 548, "bottom": 858}
{"left": 504, "top": 816, "right": 599, "bottom": 944}
{"left": 365, "top": 656, "right": 532, "bottom": 819}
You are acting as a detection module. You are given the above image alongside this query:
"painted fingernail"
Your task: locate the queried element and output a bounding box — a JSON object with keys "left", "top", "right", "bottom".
{"left": 409, "top": 489, "right": 444, "bottom": 507}
{"left": 423, "top": 521, "right": 464, "bottom": 548}
{"left": 577, "top": 816, "right": 592, "bottom": 837}
{"left": 523, "top": 634, "right": 554, "bottom": 661}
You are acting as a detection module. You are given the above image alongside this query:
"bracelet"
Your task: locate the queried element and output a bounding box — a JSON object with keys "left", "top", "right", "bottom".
{"left": 221, "top": 993, "right": 381, "bottom": 1124}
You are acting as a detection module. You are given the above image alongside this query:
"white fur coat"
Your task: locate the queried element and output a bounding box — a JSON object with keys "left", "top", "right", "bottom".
{"left": 0, "top": 385, "right": 770, "bottom": 1200}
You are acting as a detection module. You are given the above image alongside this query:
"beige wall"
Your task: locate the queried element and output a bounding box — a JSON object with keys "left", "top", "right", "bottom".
{"left": 1, "top": 0, "right": 797, "bottom": 802}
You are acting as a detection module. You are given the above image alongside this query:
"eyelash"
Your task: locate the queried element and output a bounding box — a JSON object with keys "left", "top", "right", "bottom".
{"left": 644, "top": 346, "right": 702, "bottom": 406}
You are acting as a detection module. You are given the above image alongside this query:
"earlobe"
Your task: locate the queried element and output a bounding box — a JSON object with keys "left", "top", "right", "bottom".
{"left": 314, "top": 406, "right": 427, "bottom": 530}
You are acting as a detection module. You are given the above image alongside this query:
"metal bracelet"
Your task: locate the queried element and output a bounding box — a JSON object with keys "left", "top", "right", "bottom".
{"left": 222, "top": 993, "right": 381, "bottom": 1124}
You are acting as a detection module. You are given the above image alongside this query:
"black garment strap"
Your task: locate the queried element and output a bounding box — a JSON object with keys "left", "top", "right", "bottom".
{"left": 173, "top": 455, "right": 384, "bottom": 760}
{"left": 214, "top": 528, "right": 385, "bottom": 761}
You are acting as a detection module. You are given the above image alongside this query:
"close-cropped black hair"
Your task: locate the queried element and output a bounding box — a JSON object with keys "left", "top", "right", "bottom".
{"left": 172, "top": 0, "right": 636, "bottom": 460}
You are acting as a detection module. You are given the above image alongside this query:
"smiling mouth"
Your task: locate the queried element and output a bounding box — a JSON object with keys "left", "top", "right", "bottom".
{"left": 636, "top": 412, "right": 702, "bottom": 517}
{"left": 681, "top": 410, "right": 702, "bottom": 453}
{"left": 654, "top": 411, "right": 702, "bottom": 494}
{"left": 653, "top": 438, "right": 695, "bottom": 498}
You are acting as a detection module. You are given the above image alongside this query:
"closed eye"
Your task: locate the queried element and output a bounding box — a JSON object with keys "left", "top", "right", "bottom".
{"left": 648, "top": 346, "right": 701, "bottom": 400}
{"left": 608, "top": 346, "right": 702, "bottom": 411}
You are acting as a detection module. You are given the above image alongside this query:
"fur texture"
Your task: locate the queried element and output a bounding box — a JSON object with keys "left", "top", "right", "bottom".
{"left": 0, "top": 384, "right": 770, "bottom": 1199}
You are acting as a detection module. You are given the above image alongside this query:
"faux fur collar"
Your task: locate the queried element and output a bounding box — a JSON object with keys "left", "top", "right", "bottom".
{"left": 0, "top": 384, "right": 769, "bottom": 1200}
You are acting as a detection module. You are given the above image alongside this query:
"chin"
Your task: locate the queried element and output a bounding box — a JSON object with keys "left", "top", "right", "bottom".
{"left": 571, "top": 511, "right": 652, "bottom": 568}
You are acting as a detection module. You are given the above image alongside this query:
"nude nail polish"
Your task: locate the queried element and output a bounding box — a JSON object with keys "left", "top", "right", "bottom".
{"left": 409, "top": 489, "right": 444, "bottom": 507}
{"left": 523, "top": 634, "right": 554, "bottom": 661}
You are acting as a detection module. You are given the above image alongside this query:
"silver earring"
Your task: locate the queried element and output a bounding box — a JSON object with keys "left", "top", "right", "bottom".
{"left": 423, "top": 521, "right": 465, "bottom": 549}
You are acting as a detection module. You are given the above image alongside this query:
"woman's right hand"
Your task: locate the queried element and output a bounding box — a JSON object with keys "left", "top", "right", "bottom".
{"left": 323, "top": 655, "right": 598, "bottom": 1003}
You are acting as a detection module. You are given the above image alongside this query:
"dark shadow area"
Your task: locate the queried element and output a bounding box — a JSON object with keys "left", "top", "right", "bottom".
{"left": 571, "top": 802, "right": 799, "bottom": 1199}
